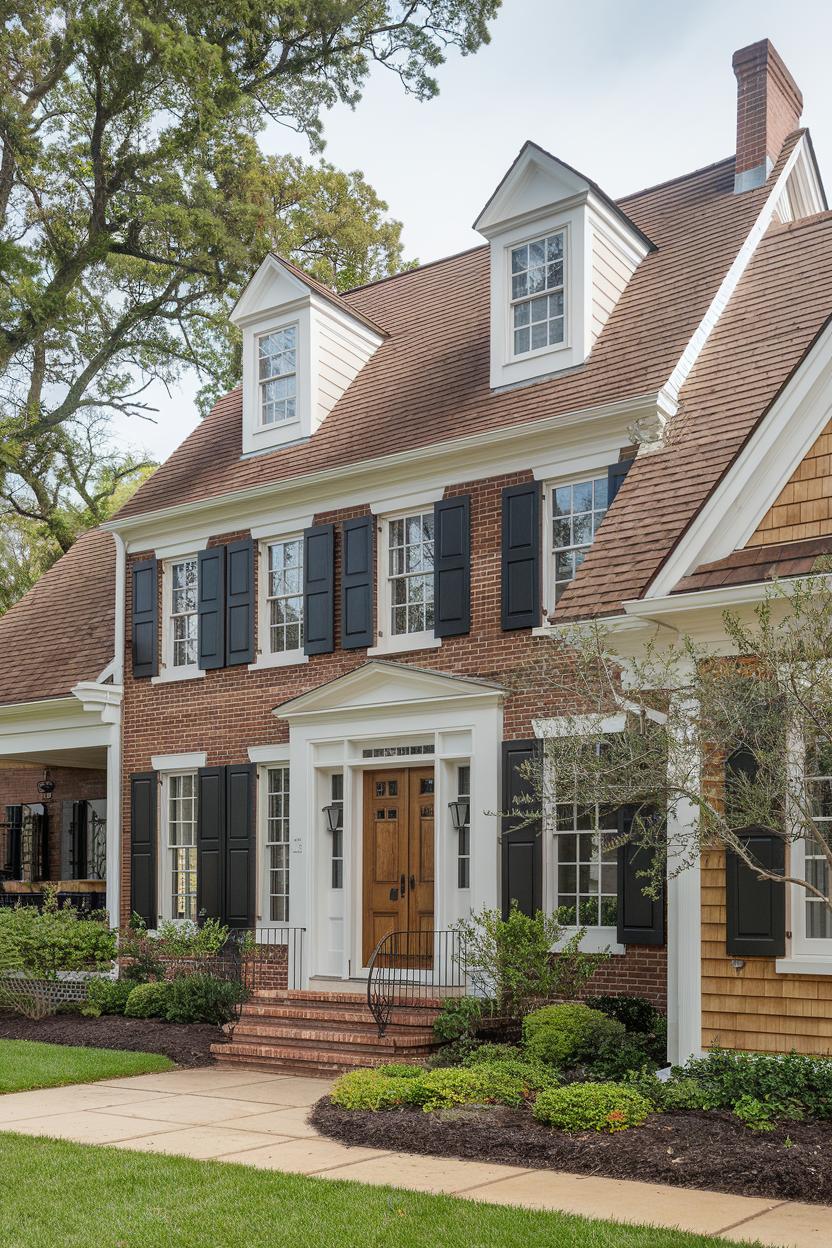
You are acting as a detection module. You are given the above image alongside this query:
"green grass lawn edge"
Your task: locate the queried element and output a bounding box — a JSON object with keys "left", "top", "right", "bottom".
{"left": 0, "top": 1134, "right": 768, "bottom": 1248}
{"left": 0, "top": 1038, "right": 174, "bottom": 1093}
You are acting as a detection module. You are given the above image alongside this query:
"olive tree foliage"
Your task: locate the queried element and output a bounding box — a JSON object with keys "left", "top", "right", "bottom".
{"left": 0, "top": 0, "right": 500, "bottom": 595}
{"left": 512, "top": 577, "right": 832, "bottom": 918}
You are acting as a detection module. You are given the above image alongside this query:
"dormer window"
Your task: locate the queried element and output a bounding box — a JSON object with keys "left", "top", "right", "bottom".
{"left": 259, "top": 327, "right": 297, "bottom": 426}
{"left": 511, "top": 231, "right": 565, "bottom": 356}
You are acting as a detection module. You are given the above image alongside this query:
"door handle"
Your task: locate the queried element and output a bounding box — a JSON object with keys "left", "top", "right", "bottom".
{"left": 409, "top": 874, "right": 416, "bottom": 892}
{"left": 400, "top": 873, "right": 406, "bottom": 896}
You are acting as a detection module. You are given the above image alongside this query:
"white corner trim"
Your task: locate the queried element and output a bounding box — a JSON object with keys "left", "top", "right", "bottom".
{"left": 151, "top": 751, "right": 207, "bottom": 772}
{"left": 248, "top": 651, "right": 309, "bottom": 673}
{"left": 248, "top": 743, "right": 290, "bottom": 764}
{"left": 659, "top": 134, "right": 805, "bottom": 415}
{"left": 151, "top": 668, "right": 206, "bottom": 686}
{"left": 775, "top": 957, "right": 832, "bottom": 977}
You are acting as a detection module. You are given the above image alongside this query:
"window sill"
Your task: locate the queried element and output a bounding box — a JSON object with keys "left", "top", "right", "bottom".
{"left": 367, "top": 634, "right": 441, "bottom": 657}
{"left": 556, "top": 928, "right": 624, "bottom": 955}
{"left": 248, "top": 651, "right": 309, "bottom": 672}
{"left": 151, "top": 668, "right": 205, "bottom": 685}
{"left": 775, "top": 956, "right": 832, "bottom": 976}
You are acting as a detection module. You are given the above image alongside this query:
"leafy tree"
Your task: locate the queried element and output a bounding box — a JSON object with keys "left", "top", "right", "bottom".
{"left": 515, "top": 577, "right": 832, "bottom": 921}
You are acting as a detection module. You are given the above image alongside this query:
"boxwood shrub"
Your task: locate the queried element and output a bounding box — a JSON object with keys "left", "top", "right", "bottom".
{"left": 81, "top": 977, "right": 132, "bottom": 1017}
{"left": 522, "top": 1003, "right": 625, "bottom": 1068}
{"left": 533, "top": 1082, "right": 653, "bottom": 1133}
{"left": 124, "top": 981, "right": 170, "bottom": 1019}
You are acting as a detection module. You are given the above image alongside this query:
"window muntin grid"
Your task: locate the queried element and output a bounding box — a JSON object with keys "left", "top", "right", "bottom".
{"left": 554, "top": 797, "right": 618, "bottom": 928}
{"left": 510, "top": 232, "right": 565, "bottom": 356}
{"left": 388, "top": 512, "right": 434, "bottom": 636}
{"left": 167, "top": 773, "right": 197, "bottom": 921}
{"left": 259, "top": 327, "right": 297, "bottom": 425}
{"left": 805, "top": 749, "right": 832, "bottom": 939}
{"left": 266, "top": 537, "right": 304, "bottom": 654}
{"left": 169, "top": 557, "right": 198, "bottom": 668}
{"left": 551, "top": 476, "right": 608, "bottom": 604}
{"left": 266, "top": 766, "right": 290, "bottom": 922}
{"left": 330, "top": 773, "right": 344, "bottom": 890}
{"left": 457, "top": 765, "right": 471, "bottom": 890}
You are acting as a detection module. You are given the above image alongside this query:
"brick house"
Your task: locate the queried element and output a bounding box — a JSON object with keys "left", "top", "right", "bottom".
{"left": 2, "top": 38, "right": 832, "bottom": 1065}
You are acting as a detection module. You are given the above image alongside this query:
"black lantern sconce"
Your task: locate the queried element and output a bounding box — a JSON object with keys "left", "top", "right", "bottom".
{"left": 37, "top": 770, "right": 56, "bottom": 804}
{"left": 448, "top": 798, "right": 469, "bottom": 831}
{"left": 321, "top": 802, "right": 342, "bottom": 833}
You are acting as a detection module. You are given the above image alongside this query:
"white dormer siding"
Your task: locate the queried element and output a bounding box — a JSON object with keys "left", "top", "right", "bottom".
{"left": 231, "top": 254, "right": 384, "bottom": 457}
{"left": 475, "top": 142, "right": 652, "bottom": 391}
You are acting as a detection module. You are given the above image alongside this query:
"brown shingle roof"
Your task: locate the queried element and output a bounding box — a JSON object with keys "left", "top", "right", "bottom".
{"left": 116, "top": 144, "right": 785, "bottom": 521}
{"left": 555, "top": 209, "right": 832, "bottom": 619}
{"left": 0, "top": 528, "right": 115, "bottom": 706}
{"left": 673, "top": 536, "right": 832, "bottom": 594}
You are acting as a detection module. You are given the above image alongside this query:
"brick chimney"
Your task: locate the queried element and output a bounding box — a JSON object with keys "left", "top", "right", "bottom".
{"left": 733, "top": 39, "right": 803, "bottom": 193}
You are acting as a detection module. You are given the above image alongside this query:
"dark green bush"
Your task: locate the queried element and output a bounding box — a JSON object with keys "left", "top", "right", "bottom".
{"left": 522, "top": 1003, "right": 625, "bottom": 1068}
{"left": 433, "top": 996, "right": 485, "bottom": 1045}
{"left": 677, "top": 1049, "right": 832, "bottom": 1120}
{"left": 0, "top": 894, "right": 116, "bottom": 979}
{"left": 163, "top": 974, "right": 245, "bottom": 1025}
{"left": 82, "top": 977, "right": 132, "bottom": 1017}
{"left": 533, "top": 1082, "right": 653, "bottom": 1132}
{"left": 586, "top": 995, "right": 661, "bottom": 1034}
{"left": 124, "top": 981, "right": 170, "bottom": 1019}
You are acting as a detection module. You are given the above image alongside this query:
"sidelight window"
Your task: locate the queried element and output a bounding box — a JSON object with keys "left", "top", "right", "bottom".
{"left": 330, "top": 773, "right": 344, "bottom": 889}
{"left": 456, "top": 765, "right": 471, "bottom": 889}
{"left": 266, "top": 766, "right": 290, "bottom": 922}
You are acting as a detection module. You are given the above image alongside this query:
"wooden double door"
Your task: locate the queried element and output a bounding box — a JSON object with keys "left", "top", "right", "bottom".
{"left": 362, "top": 767, "right": 435, "bottom": 965}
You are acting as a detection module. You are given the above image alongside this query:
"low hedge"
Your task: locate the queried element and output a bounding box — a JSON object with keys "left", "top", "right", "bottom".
{"left": 331, "top": 1061, "right": 535, "bottom": 1113}
{"left": 533, "top": 1082, "right": 653, "bottom": 1133}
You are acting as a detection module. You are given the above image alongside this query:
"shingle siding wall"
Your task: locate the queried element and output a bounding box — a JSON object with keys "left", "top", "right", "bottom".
{"left": 120, "top": 470, "right": 666, "bottom": 1006}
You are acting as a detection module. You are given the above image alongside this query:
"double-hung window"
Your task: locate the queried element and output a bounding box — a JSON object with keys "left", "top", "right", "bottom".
{"left": 387, "top": 511, "right": 435, "bottom": 639}
{"left": 166, "top": 773, "right": 197, "bottom": 921}
{"left": 266, "top": 537, "right": 304, "bottom": 655}
{"left": 510, "top": 231, "right": 565, "bottom": 356}
{"left": 794, "top": 745, "right": 832, "bottom": 953}
{"left": 259, "top": 327, "right": 297, "bottom": 426}
{"left": 168, "top": 557, "right": 198, "bottom": 670}
{"left": 550, "top": 476, "right": 609, "bottom": 605}
{"left": 266, "top": 766, "right": 290, "bottom": 922}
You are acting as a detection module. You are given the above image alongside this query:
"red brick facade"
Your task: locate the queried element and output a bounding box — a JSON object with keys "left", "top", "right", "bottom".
{"left": 0, "top": 762, "right": 106, "bottom": 882}
{"left": 120, "top": 468, "right": 666, "bottom": 1004}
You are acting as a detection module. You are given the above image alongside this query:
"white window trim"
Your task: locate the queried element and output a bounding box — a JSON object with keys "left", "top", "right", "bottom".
{"left": 151, "top": 752, "right": 207, "bottom": 773}
{"left": 155, "top": 554, "right": 203, "bottom": 684}
{"left": 535, "top": 715, "right": 625, "bottom": 955}
{"left": 542, "top": 468, "right": 611, "bottom": 616}
{"left": 775, "top": 731, "right": 832, "bottom": 971}
{"left": 249, "top": 536, "right": 308, "bottom": 671}
{"left": 159, "top": 769, "right": 198, "bottom": 924}
{"left": 507, "top": 226, "right": 568, "bottom": 362}
{"left": 368, "top": 510, "right": 441, "bottom": 657}
{"left": 257, "top": 323, "right": 300, "bottom": 430}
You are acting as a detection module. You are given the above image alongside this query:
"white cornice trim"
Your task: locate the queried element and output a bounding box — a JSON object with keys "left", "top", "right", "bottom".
{"left": 151, "top": 751, "right": 207, "bottom": 772}
{"left": 71, "top": 681, "right": 123, "bottom": 726}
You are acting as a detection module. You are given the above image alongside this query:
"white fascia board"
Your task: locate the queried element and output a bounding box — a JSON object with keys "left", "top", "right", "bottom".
{"left": 0, "top": 696, "right": 84, "bottom": 727}
{"left": 151, "top": 751, "right": 207, "bottom": 772}
{"left": 106, "top": 390, "right": 659, "bottom": 551}
{"left": 648, "top": 316, "right": 832, "bottom": 598}
{"left": 658, "top": 135, "right": 805, "bottom": 415}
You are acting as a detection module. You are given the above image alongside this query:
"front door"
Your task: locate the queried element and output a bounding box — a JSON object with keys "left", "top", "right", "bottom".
{"left": 362, "top": 767, "right": 435, "bottom": 965}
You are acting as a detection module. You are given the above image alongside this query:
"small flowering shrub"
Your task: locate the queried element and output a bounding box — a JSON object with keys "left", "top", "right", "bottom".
{"left": 533, "top": 1082, "right": 652, "bottom": 1133}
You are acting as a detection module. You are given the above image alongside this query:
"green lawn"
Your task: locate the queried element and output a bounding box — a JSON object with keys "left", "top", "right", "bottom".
{"left": 0, "top": 1134, "right": 763, "bottom": 1248}
{"left": 0, "top": 1039, "right": 174, "bottom": 1093}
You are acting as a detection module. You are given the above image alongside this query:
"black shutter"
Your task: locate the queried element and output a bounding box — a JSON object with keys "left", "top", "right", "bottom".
{"left": 617, "top": 807, "right": 665, "bottom": 945}
{"left": 726, "top": 832, "right": 785, "bottom": 957}
{"left": 130, "top": 772, "right": 157, "bottom": 927}
{"left": 225, "top": 539, "right": 255, "bottom": 666}
{"left": 132, "top": 558, "right": 158, "bottom": 678}
{"left": 607, "top": 456, "right": 635, "bottom": 506}
{"left": 198, "top": 546, "right": 226, "bottom": 670}
{"left": 501, "top": 483, "right": 541, "bottom": 630}
{"left": 434, "top": 495, "right": 471, "bottom": 638}
{"left": 341, "top": 516, "right": 374, "bottom": 650}
{"left": 225, "top": 763, "right": 255, "bottom": 928}
{"left": 501, "top": 740, "right": 542, "bottom": 918}
{"left": 197, "top": 767, "right": 225, "bottom": 921}
{"left": 304, "top": 524, "right": 335, "bottom": 655}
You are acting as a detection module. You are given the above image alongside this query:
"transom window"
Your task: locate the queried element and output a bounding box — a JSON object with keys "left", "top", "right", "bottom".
{"left": 805, "top": 749, "right": 832, "bottom": 940}
{"left": 167, "top": 773, "right": 197, "bottom": 920}
{"left": 169, "top": 557, "right": 198, "bottom": 668}
{"left": 554, "top": 799, "right": 618, "bottom": 929}
{"left": 267, "top": 537, "right": 304, "bottom": 654}
{"left": 551, "top": 476, "right": 608, "bottom": 604}
{"left": 388, "top": 512, "right": 434, "bottom": 636}
{"left": 259, "top": 327, "right": 297, "bottom": 426}
{"left": 266, "top": 766, "right": 290, "bottom": 922}
{"left": 510, "top": 231, "right": 565, "bottom": 356}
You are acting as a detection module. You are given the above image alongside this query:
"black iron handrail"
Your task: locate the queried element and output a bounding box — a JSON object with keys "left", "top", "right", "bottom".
{"left": 366, "top": 928, "right": 468, "bottom": 1036}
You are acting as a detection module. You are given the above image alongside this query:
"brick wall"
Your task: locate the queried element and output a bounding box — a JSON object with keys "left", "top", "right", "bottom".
{"left": 0, "top": 762, "right": 106, "bottom": 881}
{"left": 120, "top": 469, "right": 665, "bottom": 1002}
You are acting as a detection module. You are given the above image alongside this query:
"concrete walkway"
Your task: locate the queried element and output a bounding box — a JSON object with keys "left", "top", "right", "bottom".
{"left": 1, "top": 1068, "right": 829, "bottom": 1248}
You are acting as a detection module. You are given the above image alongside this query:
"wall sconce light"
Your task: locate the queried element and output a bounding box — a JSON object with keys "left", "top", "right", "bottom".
{"left": 321, "top": 803, "right": 342, "bottom": 833}
{"left": 37, "top": 770, "right": 55, "bottom": 803}
{"left": 448, "top": 799, "right": 469, "bottom": 831}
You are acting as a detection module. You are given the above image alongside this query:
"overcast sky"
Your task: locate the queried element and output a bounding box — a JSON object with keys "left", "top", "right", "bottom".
{"left": 112, "top": 0, "right": 832, "bottom": 463}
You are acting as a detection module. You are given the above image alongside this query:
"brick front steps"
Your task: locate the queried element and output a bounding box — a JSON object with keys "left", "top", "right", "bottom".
{"left": 211, "top": 988, "right": 442, "bottom": 1076}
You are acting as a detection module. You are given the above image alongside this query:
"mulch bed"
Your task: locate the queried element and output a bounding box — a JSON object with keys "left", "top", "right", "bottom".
{"left": 0, "top": 1012, "right": 227, "bottom": 1067}
{"left": 310, "top": 1099, "right": 832, "bottom": 1205}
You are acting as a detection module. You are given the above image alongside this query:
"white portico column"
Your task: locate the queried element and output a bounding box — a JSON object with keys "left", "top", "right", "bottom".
{"left": 667, "top": 691, "right": 703, "bottom": 1065}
